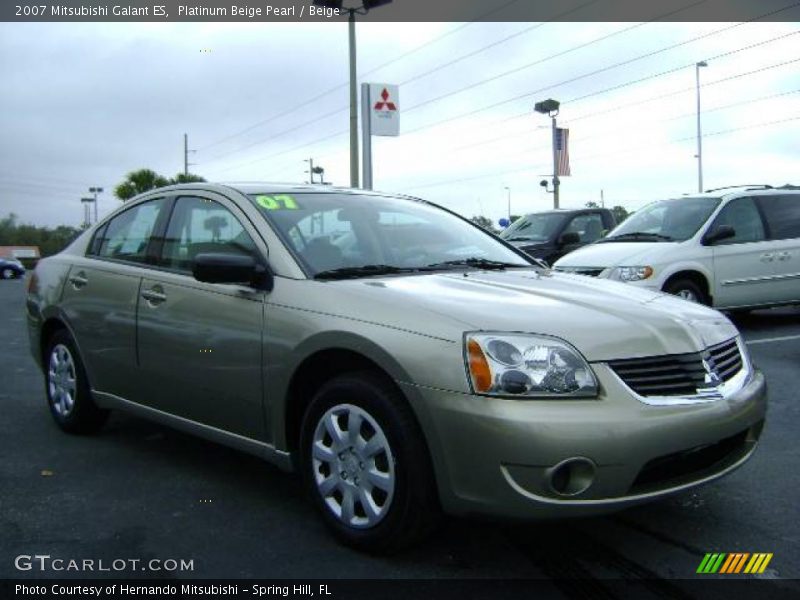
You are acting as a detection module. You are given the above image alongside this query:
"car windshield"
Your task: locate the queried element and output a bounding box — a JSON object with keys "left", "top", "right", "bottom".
{"left": 248, "top": 192, "right": 533, "bottom": 278}
{"left": 499, "top": 212, "right": 564, "bottom": 242}
{"left": 604, "top": 197, "right": 721, "bottom": 243}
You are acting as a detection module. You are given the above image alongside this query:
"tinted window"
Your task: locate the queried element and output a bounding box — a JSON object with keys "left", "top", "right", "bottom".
{"left": 96, "top": 198, "right": 164, "bottom": 262}
{"left": 564, "top": 213, "right": 605, "bottom": 243}
{"left": 758, "top": 195, "right": 800, "bottom": 240}
{"left": 160, "top": 196, "right": 258, "bottom": 272}
{"left": 709, "top": 197, "right": 765, "bottom": 244}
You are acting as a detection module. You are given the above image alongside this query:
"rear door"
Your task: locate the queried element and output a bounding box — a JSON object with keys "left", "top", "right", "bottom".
{"left": 757, "top": 194, "right": 800, "bottom": 304}
{"left": 135, "top": 192, "right": 267, "bottom": 441}
{"left": 59, "top": 197, "right": 167, "bottom": 399}
{"left": 708, "top": 197, "right": 773, "bottom": 308}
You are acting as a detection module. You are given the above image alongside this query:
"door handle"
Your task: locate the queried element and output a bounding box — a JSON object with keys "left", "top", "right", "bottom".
{"left": 68, "top": 272, "right": 88, "bottom": 288}
{"left": 141, "top": 289, "right": 167, "bottom": 304}
{"left": 777, "top": 251, "right": 791, "bottom": 261}
{"left": 759, "top": 253, "right": 774, "bottom": 263}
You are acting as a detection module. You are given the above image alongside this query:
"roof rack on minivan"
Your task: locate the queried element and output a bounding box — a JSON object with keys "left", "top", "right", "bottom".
{"left": 703, "top": 185, "right": 773, "bottom": 193}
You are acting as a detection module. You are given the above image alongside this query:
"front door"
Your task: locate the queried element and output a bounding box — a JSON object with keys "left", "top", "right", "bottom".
{"left": 136, "top": 194, "right": 267, "bottom": 441}
{"left": 708, "top": 197, "right": 773, "bottom": 308}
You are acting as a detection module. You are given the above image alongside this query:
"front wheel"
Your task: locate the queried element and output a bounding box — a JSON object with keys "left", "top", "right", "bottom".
{"left": 663, "top": 278, "right": 709, "bottom": 305}
{"left": 45, "top": 330, "right": 109, "bottom": 434}
{"left": 299, "top": 373, "right": 439, "bottom": 552}
{"left": 1, "top": 268, "right": 16, "bottom": 279}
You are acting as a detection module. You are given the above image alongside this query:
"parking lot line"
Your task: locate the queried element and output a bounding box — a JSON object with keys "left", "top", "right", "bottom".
{"left": 745, "top": 334, "right": 800, "bottom": 346}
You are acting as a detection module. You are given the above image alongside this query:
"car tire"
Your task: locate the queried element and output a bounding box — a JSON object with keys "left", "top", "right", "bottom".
{"left": 299, "top": 372, "right": 439, "bottom": 553}
{"left": 44, "top": 329, "right": 109, "bottom": 434}
{"left": 1, "top": 268, "right": 15, "bottom": 279}
{"left": 664, "top": 278, "right": 709, "bottom": 305}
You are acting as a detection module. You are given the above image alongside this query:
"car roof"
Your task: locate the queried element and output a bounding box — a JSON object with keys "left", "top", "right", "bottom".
{"left": 151, "top": 182, "right": 402, "bottom": 198}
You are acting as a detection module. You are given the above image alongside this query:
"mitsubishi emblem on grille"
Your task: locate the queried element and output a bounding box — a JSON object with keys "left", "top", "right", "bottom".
{"left": 700, "top": 357, "right": 723, "bottom": 389}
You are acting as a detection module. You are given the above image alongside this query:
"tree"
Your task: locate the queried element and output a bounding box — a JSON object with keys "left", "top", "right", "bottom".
{"left": 585, "top": 201, "right": 600, "bottom": 208}
{"left": 170, "top": 172, "right": 206, "bottom": 184}
{"left": 115, "top": 169, "right": 169, "bottom": 201}
{"left": 611, "top": 205, "right": 630, "bottom": 224}
{"left": 470, "top": 215, "right": 498, "bottom": 233}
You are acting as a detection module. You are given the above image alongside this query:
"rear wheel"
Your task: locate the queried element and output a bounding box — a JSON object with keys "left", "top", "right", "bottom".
{"left": 1, "top": 268, "right": 15, "bottom": 279}
{"left": 300, "top": 373, "right": 439, "bottom": 552}
{"left": 45, "top": 330, "right": 109, "bottom": 434}
{"left": 664, "top": 278, "right": 709, "bottom": 305}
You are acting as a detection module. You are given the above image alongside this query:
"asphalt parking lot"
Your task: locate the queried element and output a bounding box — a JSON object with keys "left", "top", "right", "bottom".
{"left": 1, "top": 277, "right": 799, "bottom": 592}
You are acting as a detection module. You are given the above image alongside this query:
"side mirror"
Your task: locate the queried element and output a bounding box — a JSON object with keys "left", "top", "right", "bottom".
{"left": 703, "top": 225, "right": 735, "bottom": 246}
{"left": 192, "top": 253, "right": 274, "bottom": 291}
{"left": 559, "top": 232, "right": 581, "bottom": 246}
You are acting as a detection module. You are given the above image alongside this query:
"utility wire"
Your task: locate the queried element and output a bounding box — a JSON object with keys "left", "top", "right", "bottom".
{"left": 397, "top": 115, "right": 800, "bottom": 192}
{"left": 214, "top": 24, "right": 798, "bottom": 174}
{"left": 402, "top": 0, "right": 710, "bottom": 113}
{"left": 196, "top": 0, "right": 530, "bottom": 152}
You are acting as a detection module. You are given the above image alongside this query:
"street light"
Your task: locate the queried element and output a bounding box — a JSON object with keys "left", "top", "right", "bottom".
{"left": 88, "top": 186, "right": 103, "bottom": 223}
{"left": 504, "top": 186, "right": 511, "bottom": 222}
{"left": 534, "top": 98, "right": 561, "bottom": 209}
{"left": 695, "top": 61, "right": 708, "bottom": 193}
{"left": 313, "top": 0, "right": 393, "bottom": 188}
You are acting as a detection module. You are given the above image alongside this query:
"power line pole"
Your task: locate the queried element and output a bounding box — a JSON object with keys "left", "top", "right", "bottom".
{"left": 183, "top": 133, "right": 197, "bottom": 177}
{"left": 348, "top": 9, "right": 359, "bottom": 188}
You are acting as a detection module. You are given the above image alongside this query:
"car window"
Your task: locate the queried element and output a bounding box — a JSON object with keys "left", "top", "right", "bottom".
{"left": 160, "top": 196, "right": 258, "bottom": 272}
{"left": 709, "top": 197, "right": 765, "bottom": 244}
{"left": 96, "top": 198, "right": 164, "bottom": 263}
{"left": 564, "top": 214, "right": 605, "bottom": 243}
{"left": 758, "top": 195, "right": 800, "bottom": 241}
{"left": 249, "top": 192, "right": 531, "bottom": 276}
{"left": 499, "top": 213, "right": 563, "bottom": 242}
{"left": 607, "top": 197, "right": 721, "bottom": 242}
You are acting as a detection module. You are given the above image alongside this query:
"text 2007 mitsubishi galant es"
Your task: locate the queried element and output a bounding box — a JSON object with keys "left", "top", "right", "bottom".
{"left": 26, "top": 184, "right": 766, "bottom": 551}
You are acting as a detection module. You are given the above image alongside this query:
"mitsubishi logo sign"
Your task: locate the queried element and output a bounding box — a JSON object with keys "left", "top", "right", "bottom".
{"left": 367, "top": 83, "right": 399, "bottom": 137}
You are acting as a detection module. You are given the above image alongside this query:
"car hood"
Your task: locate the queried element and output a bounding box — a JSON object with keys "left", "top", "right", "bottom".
{"left": 322, "top": 268, "right": 737, "bottom": 362}
{"left": 553, "top": 241, "right": 680, "bottom": 269}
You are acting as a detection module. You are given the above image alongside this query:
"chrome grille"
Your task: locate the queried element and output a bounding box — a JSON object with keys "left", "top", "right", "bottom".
{"left": 608, "top": 338, "right": 743, "bottom": 397}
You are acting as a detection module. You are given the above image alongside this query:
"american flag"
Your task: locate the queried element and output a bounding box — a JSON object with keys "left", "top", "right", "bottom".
{"left": 555, "top": 127, "right": 571, "bottom": 176}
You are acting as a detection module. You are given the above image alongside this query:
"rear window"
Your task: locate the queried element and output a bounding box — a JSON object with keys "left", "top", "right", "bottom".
{"left": 758, "top": 195, "right": 800, "bottom": 240}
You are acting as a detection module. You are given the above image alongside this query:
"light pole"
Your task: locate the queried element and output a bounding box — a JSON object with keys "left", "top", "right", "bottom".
{"left": 313, "top": 0, "right": 393, "bottom": 188}
{"left": 695, "top": 61, "right": 708, "bottom": 193}
{"left": 504, "top": 186, "right": 511, "bottom": 222}
{"left": 88, "top": 186, "right": 103, "bottom": 223}
{"left": 80, "top": 197, "right": 94, "bottom": 229}
{"left": 534, "top": 99, "right": 561, "bottom": 209}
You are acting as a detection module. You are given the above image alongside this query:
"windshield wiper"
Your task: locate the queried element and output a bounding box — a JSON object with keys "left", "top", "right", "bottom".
{"left": 600, "top": 232, "right": 674, "bottom": 243}
{"left": 424, "top": 257, "right": 530, "bottom": 271}
{"left": 314, "top": 264, "right": 424, "bottom": 280}
{"left": 506, "top": 236, "right": 539, "bottom": 242}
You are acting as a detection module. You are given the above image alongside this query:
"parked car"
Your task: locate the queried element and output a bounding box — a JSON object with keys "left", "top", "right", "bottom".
{"left": 1, "top": 256, "right": 26, "bottom": 279}
{"left": 554, "top": 186, "right": 800, "bottom": 311}
{"left": 26, "top": 183, "right": 766, "bottom": 551}
{"left": 499, "top": 208, "right": 616, "bottom": 265}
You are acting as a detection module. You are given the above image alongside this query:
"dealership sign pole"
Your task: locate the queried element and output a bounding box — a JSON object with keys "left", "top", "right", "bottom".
{"left": 361, "top": 83, "right": 399, "bottom": 190}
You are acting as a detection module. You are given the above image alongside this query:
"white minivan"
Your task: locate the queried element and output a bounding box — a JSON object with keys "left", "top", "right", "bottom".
{"left": 554, "top": 186, "right": 800, "bottom": 311}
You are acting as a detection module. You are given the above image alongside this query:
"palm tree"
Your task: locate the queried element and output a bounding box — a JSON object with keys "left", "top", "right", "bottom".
{"left": 114, "top": 169, "right": 170, "bottom": 201}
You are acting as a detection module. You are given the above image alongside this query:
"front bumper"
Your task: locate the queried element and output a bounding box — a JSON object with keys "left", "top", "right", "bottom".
{"left": 402, "top": 365, "right": 766, "bottom": 519}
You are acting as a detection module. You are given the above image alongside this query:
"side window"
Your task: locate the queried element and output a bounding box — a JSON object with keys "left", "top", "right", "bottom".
{"left": 710, "top": 197, "right": 765, "bottom": 245}
{"left": 758, "top": 195, "right": 800, "bottom": 241}
{"left": 564, "top": 213, "right": 605, "bottom": 243}
{"left": 97, "top": 198, "right": 164, "bottom": 262}
{"left": 87, "top": 223, "right": 108, "bottom": 256}
{"left": 160, "top": 196, "right": 258, "bottom": 272}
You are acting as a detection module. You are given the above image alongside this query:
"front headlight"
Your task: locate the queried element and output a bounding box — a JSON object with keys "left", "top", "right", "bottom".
{"left": 615, "top": 266, "right": 653, "bottom": 282}
{"left": 465, "top": 333, "right": 598, "bottom": 398}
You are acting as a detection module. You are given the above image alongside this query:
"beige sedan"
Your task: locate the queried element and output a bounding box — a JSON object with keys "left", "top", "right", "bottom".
{"left": 26, "top": 183, "right": 767, "bottom": 551}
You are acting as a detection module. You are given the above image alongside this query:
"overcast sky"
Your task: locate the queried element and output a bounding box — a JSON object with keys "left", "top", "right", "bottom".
{"left": 1, "top": 15, "right": 798, "bottom": 228}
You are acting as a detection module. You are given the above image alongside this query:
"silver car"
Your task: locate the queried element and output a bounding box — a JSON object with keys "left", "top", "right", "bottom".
{"left": 26, "top": 183, "right": 767, "bottom": 551}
